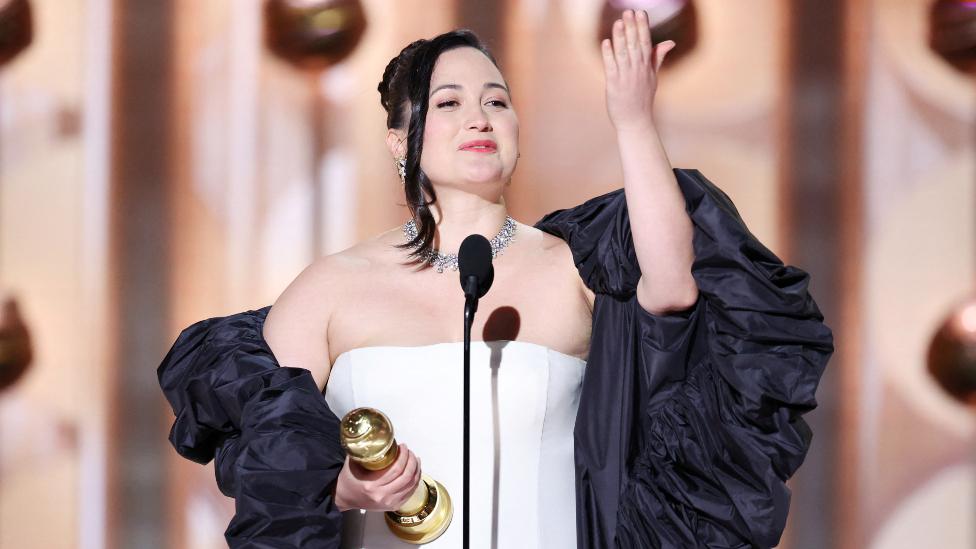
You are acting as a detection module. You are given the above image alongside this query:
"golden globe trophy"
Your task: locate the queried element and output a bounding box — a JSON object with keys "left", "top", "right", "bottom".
{"left": 340, "top": 407, "right": 453, "bottom": 544}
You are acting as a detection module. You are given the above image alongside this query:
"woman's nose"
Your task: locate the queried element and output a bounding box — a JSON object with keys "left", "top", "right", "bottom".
{"left": 465, "top": 107, "right": 492, "bottom": 131}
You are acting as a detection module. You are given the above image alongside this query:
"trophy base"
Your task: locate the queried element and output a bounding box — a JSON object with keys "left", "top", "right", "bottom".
{"left": 385, "top": 474, "right": 453, "bottom": 544}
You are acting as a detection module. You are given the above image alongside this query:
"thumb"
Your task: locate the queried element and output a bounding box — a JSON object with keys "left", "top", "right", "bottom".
{"left": 654, "top": 40, "right": 676, "bottom": 71}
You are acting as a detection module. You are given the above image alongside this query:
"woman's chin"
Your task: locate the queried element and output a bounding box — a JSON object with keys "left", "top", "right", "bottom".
{"left": 460, "top": 166, "right": 508, "bottom": 185}
{"left": 428, "top": 169, "right": 509, "bottom": 192}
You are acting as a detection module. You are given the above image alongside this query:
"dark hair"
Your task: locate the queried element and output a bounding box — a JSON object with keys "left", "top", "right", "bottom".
{"left": 377, "top": 29, "right": 501, "bottom": 264}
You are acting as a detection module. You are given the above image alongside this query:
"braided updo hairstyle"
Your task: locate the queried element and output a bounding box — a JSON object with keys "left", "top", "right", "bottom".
{"left": 377, "top": 29, "right": 501, "bottom": 264}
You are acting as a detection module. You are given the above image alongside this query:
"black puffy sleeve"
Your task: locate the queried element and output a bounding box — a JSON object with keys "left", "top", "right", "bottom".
{"left": 535, "top": 169, "right": 835, "bottom": 549}
{"left": 157, "top": 306, "right": 346, "bottom": 548}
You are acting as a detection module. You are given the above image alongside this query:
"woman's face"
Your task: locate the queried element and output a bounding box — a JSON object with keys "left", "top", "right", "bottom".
{"left": 420, "top": 47, "right": 519, "bottom": 195}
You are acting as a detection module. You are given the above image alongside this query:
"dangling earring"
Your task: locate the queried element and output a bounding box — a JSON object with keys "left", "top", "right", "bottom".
{"left": 395, "top": 156, "right": 406, "bottom": 185}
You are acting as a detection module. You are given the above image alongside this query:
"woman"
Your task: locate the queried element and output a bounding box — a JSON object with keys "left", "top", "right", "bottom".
{"left": 159, "top": 10, "right": 834, "bottom": 549}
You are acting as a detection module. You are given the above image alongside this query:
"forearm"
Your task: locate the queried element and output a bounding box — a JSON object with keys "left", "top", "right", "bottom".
{"left": 615, "top": 124, "right": 698, "bottom": 313}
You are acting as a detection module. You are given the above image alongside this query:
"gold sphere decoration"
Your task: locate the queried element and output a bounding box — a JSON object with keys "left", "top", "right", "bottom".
{"left": 927, "top": 296, "right": 976, "bottom": 406}
{"left": 0, "top": 0, "right": 33, "bottom": 68}
{"left": 929, "top": 0, "right": 976, "bottom": 74}
{"left": 263, "top": 0, "right": 367, "bottom": 71}
{"left": 0, "top": 297, "right": 33, "bottom": 392}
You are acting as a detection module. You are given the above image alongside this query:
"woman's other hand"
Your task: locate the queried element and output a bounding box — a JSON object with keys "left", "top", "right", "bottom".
{"left": 334, "top": 443, "right": 422, "bottom": 512}
{"left": 601, "top": 9, "right": 675, "bottom": 133}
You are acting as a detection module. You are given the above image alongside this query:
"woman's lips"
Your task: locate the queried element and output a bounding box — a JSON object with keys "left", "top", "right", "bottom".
{"left": 459, "top": 140, "right": 497, "bottom": 153}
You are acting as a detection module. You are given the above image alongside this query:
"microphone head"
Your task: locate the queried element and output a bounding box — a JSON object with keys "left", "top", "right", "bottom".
{"left": 458, "top": 234, "right": 494, "bottom": 298}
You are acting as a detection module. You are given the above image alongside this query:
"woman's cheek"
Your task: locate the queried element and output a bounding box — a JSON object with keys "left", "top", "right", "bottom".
{"left": 420, "top": 124, "right": 448, "bottom": 175}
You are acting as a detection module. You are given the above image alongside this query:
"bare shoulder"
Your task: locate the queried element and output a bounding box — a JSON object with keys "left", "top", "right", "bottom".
{"left": 267, "top": 254, "right": 352, "bottom": 319}
{"left": 263, "top": 231, "right": 395, "bottom": 390}
{"left": 511, "top": 223, "right": 564, "bottom": 256}
{"left": 280, "top": 228, "right": 400, "bottom": 295}
{"left": 521, "top": 223, "right": 595, "bottom": 308}
{"left": 534, "top": 225, "right": 572, "bottom": 254}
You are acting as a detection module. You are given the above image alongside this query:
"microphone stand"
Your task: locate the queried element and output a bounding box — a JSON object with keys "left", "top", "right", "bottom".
{"left": 461, "top": 278, "right": 479, "bottom": 549}
{"left": 458, "top": 233, "right": 492, "bottom": 549}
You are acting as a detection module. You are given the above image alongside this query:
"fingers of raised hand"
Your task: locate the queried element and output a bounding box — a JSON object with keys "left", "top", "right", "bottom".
{"left": 609, "top": 10, "right": 655, "bottom": 71}
{"left": 611, "top": 18, "right": 628, "bottom": 68}
{"left": 636, "top": 10, "right": 653, "bottom": 62}
{"left": 601, "top": 37, "right": 617, "bottom": 75}
{"left": 654, "top": 40, "right": 676, "bottom": 72}
{"left": 622, "top": 10, "right": 642, "bottom": 62}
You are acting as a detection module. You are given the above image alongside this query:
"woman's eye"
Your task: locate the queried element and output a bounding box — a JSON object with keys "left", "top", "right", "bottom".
{"left": 435, "top": 99, "right": 507, "bottom": 109}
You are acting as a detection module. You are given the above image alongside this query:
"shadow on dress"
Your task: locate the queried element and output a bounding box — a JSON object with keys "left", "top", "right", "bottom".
{"left": 484, "top": 339, "right": 511, "bottom": 549}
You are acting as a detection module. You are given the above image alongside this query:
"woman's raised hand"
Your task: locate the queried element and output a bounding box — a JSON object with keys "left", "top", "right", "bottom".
{"left": 600, "top": 9, "right": 675, "bottom": 133}
{"left": 334, "top": 443, "right": 423, "bottom": 512}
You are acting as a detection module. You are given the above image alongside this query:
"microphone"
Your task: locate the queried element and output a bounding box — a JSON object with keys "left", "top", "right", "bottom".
{"left": 457, "top": 233, "right": 493, "bottom": 549}
{"left": 458, "top": 234, "right": 494, "bottom": 306}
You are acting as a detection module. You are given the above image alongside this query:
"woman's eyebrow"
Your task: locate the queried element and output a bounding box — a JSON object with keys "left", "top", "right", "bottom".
{"left": 429, "top": 82, "right": 510, "bottom": 97}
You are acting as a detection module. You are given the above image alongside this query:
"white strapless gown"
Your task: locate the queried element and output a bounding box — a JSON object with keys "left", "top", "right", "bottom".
{"left": 324, "top": 340, "right": 586, "bottom": 549}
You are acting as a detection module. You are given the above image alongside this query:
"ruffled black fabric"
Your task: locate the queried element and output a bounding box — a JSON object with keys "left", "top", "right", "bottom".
{"left": 536, "top": 168, "right": 834, "bottom": 549}
{"left": 159, "top": 168, "right": 832, "bottom": 548}
{"left": 158, "top": 307, "right": 345, "bottom": 548}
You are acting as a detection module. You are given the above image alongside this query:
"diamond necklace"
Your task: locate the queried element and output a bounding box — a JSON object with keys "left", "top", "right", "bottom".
{"left": 402, "top": 215, "right": 517, "bottom": 273}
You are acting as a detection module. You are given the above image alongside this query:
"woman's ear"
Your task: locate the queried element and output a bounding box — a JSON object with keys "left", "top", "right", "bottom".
{"left": 386, "top": 129, "right": 406, "bottom": 158}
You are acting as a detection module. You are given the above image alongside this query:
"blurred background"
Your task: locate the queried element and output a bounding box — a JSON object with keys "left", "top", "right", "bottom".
{"left": 0, "top": 0, "right": 974, "bottom": 547}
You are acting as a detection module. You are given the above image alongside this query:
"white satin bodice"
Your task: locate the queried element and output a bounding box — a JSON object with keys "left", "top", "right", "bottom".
{"left": 323, "top": 340, "right": 585, "bottom": 549}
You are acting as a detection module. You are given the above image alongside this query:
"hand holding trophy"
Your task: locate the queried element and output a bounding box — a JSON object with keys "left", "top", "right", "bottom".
{"left": 339, "top": 407, "right": 453, "bottom": 544}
